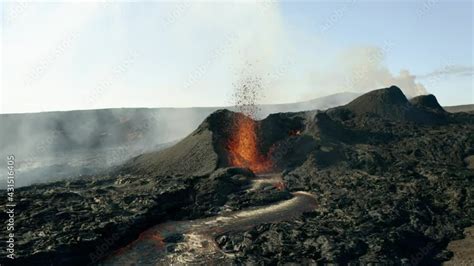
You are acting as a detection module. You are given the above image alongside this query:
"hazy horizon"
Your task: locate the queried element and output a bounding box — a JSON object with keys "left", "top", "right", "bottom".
{"left": 0, "top": 90, "right": 360, "bottom": 115}
{"left": 0, "top": 88, "right": 471, "bottom": 115}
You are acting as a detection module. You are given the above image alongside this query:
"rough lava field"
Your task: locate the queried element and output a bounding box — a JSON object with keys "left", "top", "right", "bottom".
{"left": 0, "top": 86, "right": 473, "bottom": 265}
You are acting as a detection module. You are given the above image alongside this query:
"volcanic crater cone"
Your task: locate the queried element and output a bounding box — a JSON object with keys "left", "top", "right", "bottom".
{"left": 410, "top": 94, "right": 446, "bottom": 113}
{"left": 328, "top": 85, "right": 448, "bottom": 124}
{"left": 119, "top": 109, "right": 312, "bottom": 176}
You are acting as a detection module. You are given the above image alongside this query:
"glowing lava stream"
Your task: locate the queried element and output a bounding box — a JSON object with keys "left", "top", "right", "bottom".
{"left": 101, "top": 174, "right": 317, "bottom": 265}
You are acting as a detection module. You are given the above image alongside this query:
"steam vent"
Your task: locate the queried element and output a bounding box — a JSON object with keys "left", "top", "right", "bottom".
{"left": 1, "top": 86, "right": 474, "bottom": 265}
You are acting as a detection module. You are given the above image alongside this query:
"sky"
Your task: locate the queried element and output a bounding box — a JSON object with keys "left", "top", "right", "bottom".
{"left": 1, "top": 0, "right": 472, "bottom": 114}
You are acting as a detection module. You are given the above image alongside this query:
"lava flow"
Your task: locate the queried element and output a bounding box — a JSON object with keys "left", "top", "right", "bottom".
{"left": 227, "top": 115, "right": 273, "bottom": 174}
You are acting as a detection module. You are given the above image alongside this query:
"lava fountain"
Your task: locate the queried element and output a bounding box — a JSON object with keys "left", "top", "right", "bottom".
{"left": 227, "top": 114, "right": 273, "bottom": 174}
{"left": 227, "top": 69, "right": 275, "bottom": 173}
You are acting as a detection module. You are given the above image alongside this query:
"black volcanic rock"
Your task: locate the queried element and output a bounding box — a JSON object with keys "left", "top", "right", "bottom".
{"left": 219, "top": 127, "right": 474, "bottom": 264}
{"left": 193, "top": 167, "right": 253, "bottom": 214}
{"left": 340, "top": 86, "right": 410, "bottom": 119}
{"left": 0, "top": 168, "right": 286, "bottom": 265}
{"left": 410, "top": 94, "right": 446, "bottom": 113}
{"left": 328, "top": 86, "right": 449, "bottom": 125}
{"left": 306, "top": 111, "right": 355, "bottom": 142}
{"left": 0, "top": 174, "right": 197, "bottom": 265}
{"left": 1, "top": 87, "right": 473, "bottom": 266}
{"left": 118, "top": 120, "right": 219, "bottom": 177}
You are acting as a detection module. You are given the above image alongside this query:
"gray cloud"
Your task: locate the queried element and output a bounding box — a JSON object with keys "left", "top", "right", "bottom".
{"left": 419, "top": 65, "right": 474, "bottom": 78}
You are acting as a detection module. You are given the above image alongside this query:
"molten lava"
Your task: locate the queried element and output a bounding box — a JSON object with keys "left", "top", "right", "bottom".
{"left": 227, "top": 115, "right": 273, "bottom": 174}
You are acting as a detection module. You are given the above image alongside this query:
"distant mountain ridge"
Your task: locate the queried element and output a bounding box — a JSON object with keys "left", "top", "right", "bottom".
{"left": 444, "top": 104, "right": 474, "bottom": 113}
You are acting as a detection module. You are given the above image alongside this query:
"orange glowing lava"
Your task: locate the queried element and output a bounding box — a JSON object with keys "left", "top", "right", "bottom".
{"left": 227, "top": 115, "right": 273, "bottom": 173}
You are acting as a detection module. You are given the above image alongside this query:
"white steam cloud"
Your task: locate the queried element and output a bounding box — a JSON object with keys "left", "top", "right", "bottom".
{"left": 335, "top": 46, "right": 428, "bottom": 98}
